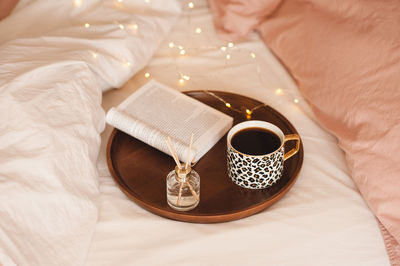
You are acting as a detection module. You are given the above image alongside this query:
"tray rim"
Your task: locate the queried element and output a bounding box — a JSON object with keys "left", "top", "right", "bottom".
{"left": 106, "top": 90, "right": 304, "bottom": 223}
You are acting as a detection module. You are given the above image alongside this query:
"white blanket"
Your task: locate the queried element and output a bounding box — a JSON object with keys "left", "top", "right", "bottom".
{"left": 0, "top": 0, "right": 181, "bottom": 265}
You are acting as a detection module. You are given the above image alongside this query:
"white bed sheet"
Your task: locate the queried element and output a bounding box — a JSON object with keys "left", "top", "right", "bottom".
{"left": 0, "top": 0, "right": 180, "bottom": 265}
{"left": 90, "top": 1, "right": 390, "bottom": 265}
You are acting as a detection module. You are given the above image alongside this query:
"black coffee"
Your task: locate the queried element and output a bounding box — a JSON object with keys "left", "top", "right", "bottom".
{"left": 231, "top": 127, "right": 281, "bottom": 155}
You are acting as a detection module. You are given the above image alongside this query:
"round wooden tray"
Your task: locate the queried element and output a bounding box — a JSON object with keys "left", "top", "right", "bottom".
{"left": 106, "top": 91, "right": 303, "bottom": 223}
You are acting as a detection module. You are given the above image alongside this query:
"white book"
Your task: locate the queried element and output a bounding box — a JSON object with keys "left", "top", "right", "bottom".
{"left": 105, "top": 79, "right": 233, "bottom": 163}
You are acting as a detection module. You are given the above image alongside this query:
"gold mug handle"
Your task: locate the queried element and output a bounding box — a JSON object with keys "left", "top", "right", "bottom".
{"left": 283, "top": 134, "right": 301, "bottom": 161}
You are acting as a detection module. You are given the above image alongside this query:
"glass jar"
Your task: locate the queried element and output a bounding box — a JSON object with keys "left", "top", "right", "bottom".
{"left": 166, "top": 166, "right": 200, "bottom": 211}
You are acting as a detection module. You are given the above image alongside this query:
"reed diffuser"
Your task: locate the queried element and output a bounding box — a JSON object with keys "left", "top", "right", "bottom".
{"left": 165, "top": 134, "right": 200, "bottom": 211}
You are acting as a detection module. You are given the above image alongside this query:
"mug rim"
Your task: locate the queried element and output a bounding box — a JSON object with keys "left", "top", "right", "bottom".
{"left": 227, "top": 120, "right": 285, "bottom": 158}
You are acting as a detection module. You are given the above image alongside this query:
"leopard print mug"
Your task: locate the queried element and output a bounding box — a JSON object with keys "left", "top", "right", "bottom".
{"left": 227, "top": 121, "right": 300, "bottom": 189}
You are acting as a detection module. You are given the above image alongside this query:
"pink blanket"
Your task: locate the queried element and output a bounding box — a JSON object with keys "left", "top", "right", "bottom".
{"left": 209, "top": 0, "right": 400, "bottom": 264}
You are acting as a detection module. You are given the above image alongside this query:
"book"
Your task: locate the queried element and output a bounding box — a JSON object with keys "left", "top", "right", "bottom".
{"left": 105, "top": 79, "right": 233, "bottom": 163}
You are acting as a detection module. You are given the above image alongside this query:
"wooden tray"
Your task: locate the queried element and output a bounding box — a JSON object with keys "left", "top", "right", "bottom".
{"left": 106, "top": 91, "right": 303, "bottom": 223}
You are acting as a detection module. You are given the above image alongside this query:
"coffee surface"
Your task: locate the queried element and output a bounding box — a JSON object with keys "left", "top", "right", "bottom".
{"left": 231, "top": 127, "right": 281, "bottom": 155}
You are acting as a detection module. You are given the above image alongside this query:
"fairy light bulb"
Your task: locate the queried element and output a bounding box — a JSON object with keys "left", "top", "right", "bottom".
{"left": 169, "top": 42, "right": 175, "bottom": 48}
{"left": 228, "top": 42, "right": 234, "bottom": 48}
{"left": 275, "top": 88, "right": 283, "bottom": 95}
{"left": 250, "top": 52, "right": 256, "bottom": 59}
{"left": 226, "top": 54, "right": 231, "bottom": 60}
{"left": 118, "top": 0, "right": 123, "bottom": 2}
{"left": 246, "top": 109, "right": 252, "bottom": 119}
{"left": 179, "top": 78, "right": 185, "bottom": 85}
{"left": 220, "top": 46, "right": 227, "bottom": 52}
{"left": 188, "top": 2, "right": 194, "bottom": 8}
{"left": 84, "top": 23, "right": 90, "bottom": 28}
{"left": 225, "top": 103, "right": 231, "bottom": 108}
{"left": 119, "top": 24, "right": 124, "bottom": 29}
{"left": 92, "top": 52, "right": 98, "bottom": 58}
{"left": 178, "top": 45, "right": 183, "bottom": 50}
{"left": 180, "top": 50, "right": 186, "bottom": 55}
{"left": 182, "top": 75, "right": 190, "bottom": 80}
{"left": 74, "top": 0, "right": 82, "bottom": 7}
{"left": 144, "top": 72, "right": 151, "bottom": 78}
{"left": 144, "top": 0, "right": 150, "bottom": 3}
{"left": 294, "top": 98, "right": 299, "bottom": 104}
{"left": 125, "top": 61, "right": 132, "bottom": 67}
{"left": 195, "top": 27, "right": 202, "bottom": 34}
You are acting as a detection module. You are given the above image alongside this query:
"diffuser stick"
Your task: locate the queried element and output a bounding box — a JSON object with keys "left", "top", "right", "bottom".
{"left": 176, "top": 182, "right": 184, "bottom": 205}
{"left": 166, "top": 137, "right": 182, "bottom": 169}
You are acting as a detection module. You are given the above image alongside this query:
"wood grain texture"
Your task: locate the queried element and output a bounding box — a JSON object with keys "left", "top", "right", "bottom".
{"left": 106, "top": 91, "right": 303, "bottom": 223}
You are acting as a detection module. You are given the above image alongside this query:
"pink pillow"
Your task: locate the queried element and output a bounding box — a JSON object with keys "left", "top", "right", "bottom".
{"left": 209, "top": 0, "right": 400, "bottom": 263}
{"left": 0, "top": 0, "right": 19, "bottom": 21}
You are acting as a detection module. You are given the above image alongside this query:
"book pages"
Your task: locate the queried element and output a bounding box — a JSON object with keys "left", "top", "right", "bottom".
{"left": 106, "top": 79, "right": 233, "bottom": 163}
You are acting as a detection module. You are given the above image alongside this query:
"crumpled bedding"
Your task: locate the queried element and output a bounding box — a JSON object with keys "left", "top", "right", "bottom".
{"left": 0, "top": 0, "right": 181, "bottom": 265}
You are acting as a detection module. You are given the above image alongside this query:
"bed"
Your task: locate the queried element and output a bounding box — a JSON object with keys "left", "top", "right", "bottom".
{"left": 0, "top": 0, "right": 397, "bottom": 265}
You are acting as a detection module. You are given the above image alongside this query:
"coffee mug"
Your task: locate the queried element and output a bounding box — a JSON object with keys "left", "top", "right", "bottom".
{"left": 227, "top": 120, "right": 300, "bottom": 189}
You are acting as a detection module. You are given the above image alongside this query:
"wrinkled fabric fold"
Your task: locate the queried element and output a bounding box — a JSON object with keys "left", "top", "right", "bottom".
{"left": 0, "top": 0, "right": 181, "bottom": 265}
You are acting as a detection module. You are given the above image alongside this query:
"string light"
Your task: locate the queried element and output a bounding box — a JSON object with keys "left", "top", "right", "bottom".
{"left": 128, "top": 24, "right": 138, "bottom": 31}
{"left": 204, "top": 91, "right": 266, "bottom": 119}
{"left": 245, "top": 109, "right": 253, "bottom": 119}
{"left": 79, "top": 0, "right": 299, "bottom": 108}
{"left": 125, "top": 0, "right": 301, "bottom": 107}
